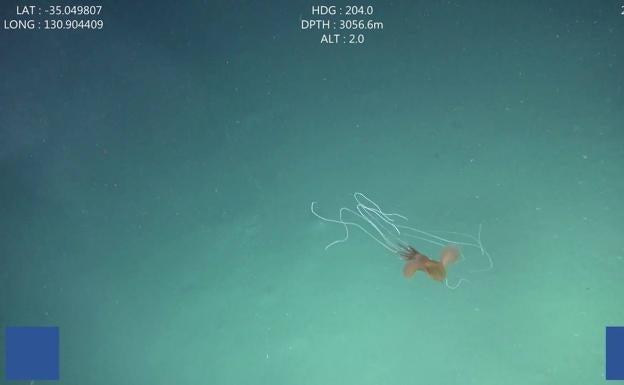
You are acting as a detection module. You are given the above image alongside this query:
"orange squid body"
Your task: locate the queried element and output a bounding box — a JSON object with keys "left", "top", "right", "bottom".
{"left": 401, "top": 245, "right": 460, "bottom": 282}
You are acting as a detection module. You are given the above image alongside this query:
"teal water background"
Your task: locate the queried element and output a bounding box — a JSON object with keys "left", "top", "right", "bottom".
{"left": 1, "top": 1, "right": 623, "bottom": 384}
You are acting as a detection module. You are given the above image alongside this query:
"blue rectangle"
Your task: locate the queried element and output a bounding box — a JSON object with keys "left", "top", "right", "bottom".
{"left": 607, "top": 326, "right": 624, "bottom": 380}
{"left": 5, "top": 326, "right": 59, "bottom": 381}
